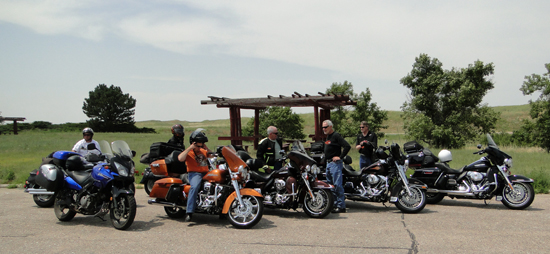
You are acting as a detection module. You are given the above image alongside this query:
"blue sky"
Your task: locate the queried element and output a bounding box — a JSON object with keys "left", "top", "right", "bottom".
{"left": 1, "top": 1, "right": 549, "bottom": 124}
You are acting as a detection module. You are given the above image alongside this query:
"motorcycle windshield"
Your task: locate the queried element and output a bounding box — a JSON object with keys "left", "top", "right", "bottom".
{"left": 288, "top": 151, "right": 316, "bottom": 166}
{"left": 486, "top": 133, "right": 499, "bottom": 150}
{"left": 111, "top": 140, "right": 133, "bottom": 159}
{"left": 98, "top": 140, "right": 112, "bottom": 157}
{"left": 222, "top": 146, "right": 247, "bottom": 172}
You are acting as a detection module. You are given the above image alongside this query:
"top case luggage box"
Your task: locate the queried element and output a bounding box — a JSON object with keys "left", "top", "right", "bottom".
{"left": 148, "top": 142, "right": 184, "bottom": 160}
{"left": 403, "top": 141, "right": 424, "bottom": 153}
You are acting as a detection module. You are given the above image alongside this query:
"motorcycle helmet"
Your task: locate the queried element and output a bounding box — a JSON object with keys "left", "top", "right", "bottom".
{"left": 171, "top": 124, "right": 184, "bottom": 138}
{"left": 82, "top": 127, "right": 94, "bottom": 137}
{"left": 438, "top": 149, "right": 452, "bottom": 163}
{"left": 189, "top": 128, "right": 208, "bottom": 144}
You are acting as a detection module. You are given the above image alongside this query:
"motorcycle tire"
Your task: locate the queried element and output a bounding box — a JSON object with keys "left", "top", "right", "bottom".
{"left": 425, "top": 193, "right": 445, "bottom": 204}
{"left": 144, "top": 179, "right": 155, "bottom": 195}
{"left": 501, "top": 182, "right": 535, "bottom": 210}
{"left": 227, "top": 195, "right": 264, "bottom": 229}
{"left": 54, "top": 197, "right": 76, "bottom": 221}
{"left": 303, "top": 188, "right": 334, "bottom": 218}
{"left": 395, "top": 186, "right": 427, "bottom": 213}
{"left": 164, "top": 207, "right": 186, "bottom": 218}
{"left": 110, "top": 194, "right": 137, "bottom": 230}
{"left": 30, "top": 184, "right": 57, "bottom": 207}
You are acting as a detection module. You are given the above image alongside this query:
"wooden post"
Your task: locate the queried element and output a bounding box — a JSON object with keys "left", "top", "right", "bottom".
{"left": 254, "top": 109, "right": 260, "bottom": 150}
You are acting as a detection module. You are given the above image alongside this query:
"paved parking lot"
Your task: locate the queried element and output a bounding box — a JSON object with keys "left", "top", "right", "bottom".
{"left": 1, "top": 188, "right": 549, "bottom": 253}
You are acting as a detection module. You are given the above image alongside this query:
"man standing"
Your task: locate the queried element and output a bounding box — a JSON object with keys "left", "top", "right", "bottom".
{"left": 355, "top": 121, "right": 377, "bottom": 169}
{"left": 256, "top": 126, "right": 284, "bottom": 173}
{"left": 322, "top": 120, "right": 351, "bottom": 213}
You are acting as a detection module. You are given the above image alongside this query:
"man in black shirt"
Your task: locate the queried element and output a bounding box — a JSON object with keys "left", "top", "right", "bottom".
{"left": 355, "top": 121, "right": 377, "bottom": 169}
{"left": 322, "top": 120, "right": 351, "bottom": 213}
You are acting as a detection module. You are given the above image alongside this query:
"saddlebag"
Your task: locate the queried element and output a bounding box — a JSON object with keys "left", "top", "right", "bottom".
{"left": 35, "top": 164, "right": 63, "bottom": 191}
{"left": 148, "top": 142, "right": 183, "bottom": 161}
{"left": 411, "top": 167, "right": 442, "bottom": 187}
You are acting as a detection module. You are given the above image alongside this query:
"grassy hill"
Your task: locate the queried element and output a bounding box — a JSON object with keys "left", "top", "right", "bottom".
{"left": 136, "top": 104, "right": 532, "bottom": 136}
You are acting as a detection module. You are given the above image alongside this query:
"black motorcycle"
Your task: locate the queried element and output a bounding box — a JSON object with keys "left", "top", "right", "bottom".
{"left": 409, "top": 133, "right": 535, "bottom": 209}
{"left": 339, "top": 142, "right": 428, "bottom": 213}
{"left": 139, "top": 142, "right": 186, "bottom": 194}
{"left": 244, "top": 141, "right": 335, "bottom": 218}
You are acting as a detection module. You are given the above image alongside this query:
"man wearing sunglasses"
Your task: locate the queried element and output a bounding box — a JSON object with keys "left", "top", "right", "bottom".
{"left": 355, "top": 121, "right": 377, "bottom": 169}
{"left": 72, "top": 127, "right": 101, "bottom": 156}
{"left": 322, "top": 120, "right": 351, "bottom": 213}
{"left": 256, "top": 126, "right": 283, "bottom": 173}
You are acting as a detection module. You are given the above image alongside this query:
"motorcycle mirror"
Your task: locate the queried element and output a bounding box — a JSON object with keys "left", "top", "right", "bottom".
{"left": 132, "top": 150, "right": 136, "bottom": 158}
{"left": 279, "top": 150, "right": 285, "bottom": 155}
{"left": 384, "top": 139, "right": 388, "bottom": 144}
{"left": 87, "top": 143, "right": 97, "bottom": 150}
{"left": 477, "top": 144, "right": 482, "bottom": 149}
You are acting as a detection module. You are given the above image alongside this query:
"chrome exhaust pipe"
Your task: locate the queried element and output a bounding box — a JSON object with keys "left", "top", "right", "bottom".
{"left": 147, "top": 199, "right": 186, "bottom": 208}
{"left": 25, "top": 188, "right": 55, "bottom": 195}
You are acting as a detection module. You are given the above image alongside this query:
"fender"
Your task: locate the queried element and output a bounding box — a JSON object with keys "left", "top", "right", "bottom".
{"left": 140, "top": 169, "right": 154, "bottom": 184}
{"left": 508, "top": 175, "right": 534, "bottom": 183}
{"left": 221, "top": 188, "right": 263, "bottom": 214}
{"left": 112, "top": 185, "right": 134, "bottom": 199}
{"left": 311, "top": 179, "right": 334, "bottom": 189}
{"left": 407, "top": 178, "right": 428, "bottom": 189}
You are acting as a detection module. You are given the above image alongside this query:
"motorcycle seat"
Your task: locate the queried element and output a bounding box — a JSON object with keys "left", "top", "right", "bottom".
{"left": 250, "top": 170, "right": 277, "bottom": 182}
{"left": 68, "top": 170, "right": 94, "bottom": 186}
{"left": 435, "top": 162, "right": 463, "bottom": 174}
{"left": 343, "top": 165, "right": 362, "bottom": 176}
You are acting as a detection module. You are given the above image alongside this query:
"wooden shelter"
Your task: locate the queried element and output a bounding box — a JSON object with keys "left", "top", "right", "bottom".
{"left": 0, "top": 116, "right": 26, "bottom": 135}
{"left": 201, "top": 92, "right": 356, "bottom": 149}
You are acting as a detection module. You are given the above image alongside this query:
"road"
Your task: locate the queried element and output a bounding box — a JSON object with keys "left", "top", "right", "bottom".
{"left": 1, "top": 188, "right": 548, "bottom": 253}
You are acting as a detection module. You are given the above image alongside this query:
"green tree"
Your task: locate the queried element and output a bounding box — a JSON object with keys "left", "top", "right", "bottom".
{"left": 518, "top": 63, "right": 550, "bottom": 152}
{"left": 326, "top": 81, "right": 388, "bottom": 138}
{"left": 400, "top": 54, "right": 500, "bottom": 148}
{"left": 243, "top": 107, "right": 305, "bottom": 140}
{"left": 82, "top": 84, "right": 137, "bottom": 132}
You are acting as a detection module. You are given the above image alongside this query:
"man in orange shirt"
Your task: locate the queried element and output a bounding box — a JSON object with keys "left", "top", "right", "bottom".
{"left": 178, "top": 128, "right": 213, "bottom": 222}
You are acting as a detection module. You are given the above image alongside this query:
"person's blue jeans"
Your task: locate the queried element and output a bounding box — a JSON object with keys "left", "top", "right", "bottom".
{"left": 359, "top": 154, "right": 373, "bottom": 169}
{"left": 326, "top": 160, "right": 345, "bottom": 209}
{"left": 186, "top": 172, "right": 206, "bottom": 214}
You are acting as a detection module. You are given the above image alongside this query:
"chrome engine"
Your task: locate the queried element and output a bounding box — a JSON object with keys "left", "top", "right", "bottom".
{"left": 345, "top": 174, "right": 389, "bottom": 201}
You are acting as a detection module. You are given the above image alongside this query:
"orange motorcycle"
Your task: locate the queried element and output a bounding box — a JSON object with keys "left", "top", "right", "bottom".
{"left": 147, "top": 146, "right": 264, "bottom": 229}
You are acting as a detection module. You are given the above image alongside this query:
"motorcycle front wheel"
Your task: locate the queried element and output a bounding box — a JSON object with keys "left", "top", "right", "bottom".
{"left": 227, "top": 195, "right": 263, "bottom": 229}
{"left": 501, "top": 182, "right": 535, "bottom": 210}
{"left": 144, "top": 179, "right": 155, "bottom": 195}
{"left": 110, "top": 194, "right": 137, "bottom": 230}
{"left": 54, "top": 196, "right": 76, "bottom": 221}
{"left": 303, "top": 188, "right": 334, "bottom": 218}
{"left": 395, "top": 186, "right": 427, "bottom": 213}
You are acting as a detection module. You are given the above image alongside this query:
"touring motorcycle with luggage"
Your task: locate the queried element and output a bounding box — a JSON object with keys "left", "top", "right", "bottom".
{"left": 243, "top": 140, "right": 334, "bottom": 218}
{"left": 147, "top": 145, "right": 264, "bottom": 229}
{"left": 35, "top": 140, "right": 137, "bottom": 230}
{"left": 340, "top": 141, "right": 428, "bottom": 213}
{"left": 24, "top": 143, "right": 104, "bottom": 207}
{"left": 408, "top": 133, "right": 535, "bottom": 209}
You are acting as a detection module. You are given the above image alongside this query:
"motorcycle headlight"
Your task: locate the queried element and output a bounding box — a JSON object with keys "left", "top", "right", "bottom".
{"left": 311, "top": 164, "right": 321, "bottom": 175}
{"left": 504, "top": 158, "right": 513, "bottom": 169}
{"left": 238, "top": 165, "right": 249, "bottom": 182}
{"left": 305, "top": 165, "right": 311, "bottom": 172}
{"left": 114, "top": 161, "right": 129, "bottom": 177}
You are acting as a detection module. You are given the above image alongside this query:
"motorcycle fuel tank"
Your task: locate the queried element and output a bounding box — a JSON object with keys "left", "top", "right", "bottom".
{"left": 203, "top": 169, "right": 228, "bottom": 183}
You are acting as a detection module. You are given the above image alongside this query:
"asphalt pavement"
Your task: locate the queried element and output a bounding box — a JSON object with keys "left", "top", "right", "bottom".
{"left": 1, "top": 188, "right": 549, "bottom": 253}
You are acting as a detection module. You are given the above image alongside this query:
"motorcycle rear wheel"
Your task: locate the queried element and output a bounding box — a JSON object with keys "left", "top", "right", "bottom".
{"left": 426, "top": 193, "right": 445, "bottom": 204}
{"left": 31, "top": 185, "right": 57, "bottom": 207}
{"left": 54, "top": 197, "right": 76, "bottom": 221}
{"left": 501, "top": 182, "right": 535, "bottom": 210}
{"left": 303, "top": 188, "right": 334, "bottom": 218}
{"left": 227, "top": 195, "right": 263, "bottom": 229}
{"left": 395, "top": 186, "right": 427, "bottom": 213}
{"left": 164, "top": 206, "right": 186, "bottom": 218}
{"left": 110, "top": 194, "right": 137, "bottom": 230}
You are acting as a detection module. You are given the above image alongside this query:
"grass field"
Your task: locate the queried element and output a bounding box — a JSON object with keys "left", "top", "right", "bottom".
{"left": 1, "top": 104, "right": 548, "bottom": 193}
